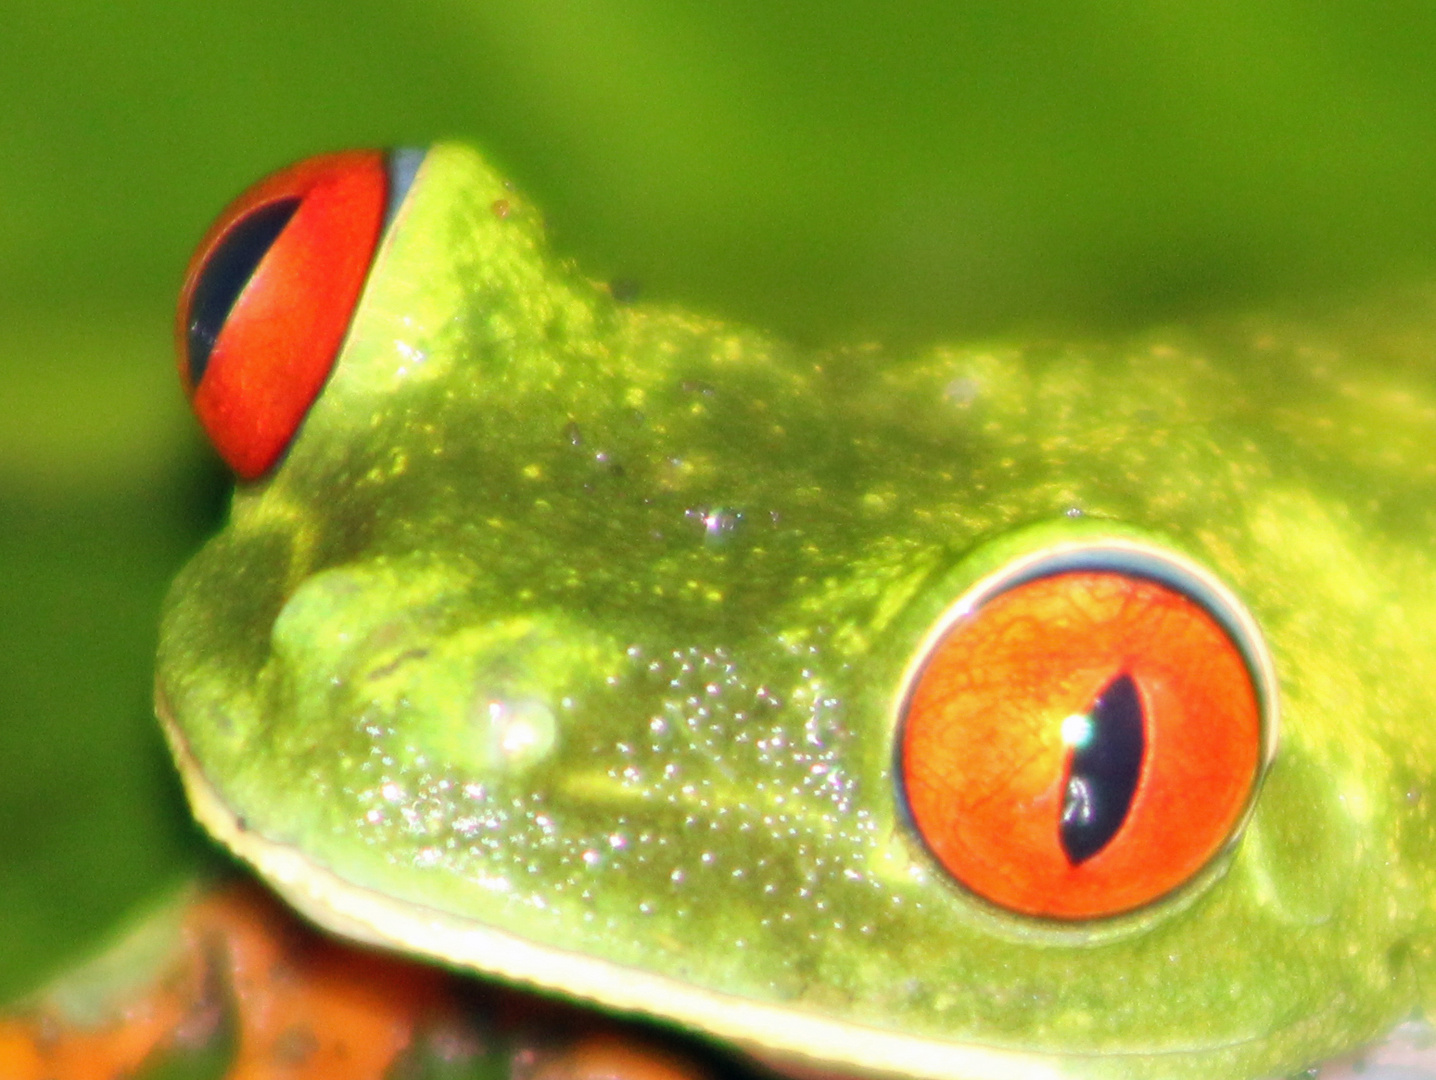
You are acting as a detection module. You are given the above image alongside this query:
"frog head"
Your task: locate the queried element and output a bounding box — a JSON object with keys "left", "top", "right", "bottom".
{"left": 156, "top": 143, "right": 1436, "bottom": 1080}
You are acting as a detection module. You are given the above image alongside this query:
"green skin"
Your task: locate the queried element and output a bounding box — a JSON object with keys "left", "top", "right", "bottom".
{"left": 157, "top": 143, "right": 1436, "bottom": 1080}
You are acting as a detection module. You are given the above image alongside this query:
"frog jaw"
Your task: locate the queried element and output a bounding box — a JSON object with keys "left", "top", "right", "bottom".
{"left": 162, "top": 686, "right": 1349, "bottom": 1080}
{"left": 158, "top": 686, "right": 1050, "bottom": 1080}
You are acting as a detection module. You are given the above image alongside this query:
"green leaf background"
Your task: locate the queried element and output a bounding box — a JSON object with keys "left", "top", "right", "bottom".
{"left": 5, "top": 0, "right": 1436, "bottom": 1000}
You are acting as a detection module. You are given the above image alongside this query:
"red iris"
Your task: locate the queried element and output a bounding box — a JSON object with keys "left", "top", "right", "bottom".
{"left": 176, "top": 151, "right": 389, "bottom": 480}
{"left": 901, "top": 570, "right": 1262, "bottom": 919}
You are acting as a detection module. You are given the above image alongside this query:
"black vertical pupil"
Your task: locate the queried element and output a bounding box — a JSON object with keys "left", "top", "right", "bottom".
{"left": 1060, "top": 673, "right": 1145, "bottom": 865}
{"left": 186, "top": 198, "right": 301, "bottom": 387}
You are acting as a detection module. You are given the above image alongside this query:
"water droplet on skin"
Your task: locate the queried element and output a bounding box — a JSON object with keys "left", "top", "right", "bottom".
{"left": 685, "top": 506, "right": 743, "bottom": 544}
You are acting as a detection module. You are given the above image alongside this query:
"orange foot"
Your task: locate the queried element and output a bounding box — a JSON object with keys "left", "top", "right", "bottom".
{"left": 0, "top": 881, "right": 717, "bottom": 1080}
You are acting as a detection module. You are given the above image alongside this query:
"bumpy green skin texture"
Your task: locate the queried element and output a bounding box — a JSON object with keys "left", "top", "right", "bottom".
{"left": 158, "top": 144, "right": 1436, "bottom": 1079}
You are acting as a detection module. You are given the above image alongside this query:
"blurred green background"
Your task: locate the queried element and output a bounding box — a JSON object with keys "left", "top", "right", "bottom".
{"left": 5, "top": 0, "right": 1436, "bottom": 1000}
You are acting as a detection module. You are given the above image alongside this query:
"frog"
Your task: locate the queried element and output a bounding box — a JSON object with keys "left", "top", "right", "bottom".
{"left": 153, "top": 141, "right": 1436, "bottom": 1080}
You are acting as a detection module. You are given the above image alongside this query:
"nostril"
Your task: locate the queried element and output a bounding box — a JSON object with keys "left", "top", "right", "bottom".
{"left": 367, "top": 648, "right": 431, "bottom": 681}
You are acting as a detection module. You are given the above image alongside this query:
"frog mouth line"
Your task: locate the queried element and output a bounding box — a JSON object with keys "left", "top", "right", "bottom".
{"left": 155, "top": 686, "right": 1345, "bottom": 1080}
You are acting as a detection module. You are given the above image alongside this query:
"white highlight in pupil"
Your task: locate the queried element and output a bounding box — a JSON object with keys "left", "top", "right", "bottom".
{"left": 1061, "top": 712, "right": 1095, "bottom": 749}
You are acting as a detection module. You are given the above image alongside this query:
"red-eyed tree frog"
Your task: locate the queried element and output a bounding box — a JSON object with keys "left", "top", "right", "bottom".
{"left": 152, "top": 144, "right": 1436, "bottom": 1080}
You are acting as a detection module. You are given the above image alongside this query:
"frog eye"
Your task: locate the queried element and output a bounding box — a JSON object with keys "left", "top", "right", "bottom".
{"left": 899, "top": 543, "right": 1272, "bottom": 920}
{"left": 176, "top": 149, "right": 421, "bottom": 480}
